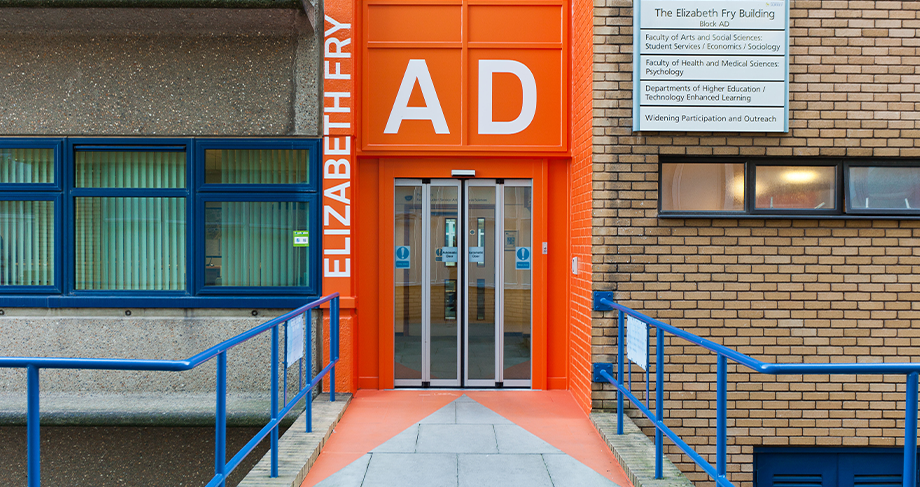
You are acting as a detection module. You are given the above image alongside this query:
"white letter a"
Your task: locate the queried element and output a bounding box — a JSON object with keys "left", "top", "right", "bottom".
{"left": 384, "top": 59, "right": 450, "bottom": 134}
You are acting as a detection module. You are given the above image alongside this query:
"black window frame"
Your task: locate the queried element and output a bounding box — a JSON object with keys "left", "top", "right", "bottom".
{"left": 659, "top": 157, "right": 920, "bottom": 219}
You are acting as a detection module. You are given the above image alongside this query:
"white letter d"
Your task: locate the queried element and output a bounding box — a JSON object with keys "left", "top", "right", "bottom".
{"left": 478, "top": 60, "right": 537, "bottom": 135}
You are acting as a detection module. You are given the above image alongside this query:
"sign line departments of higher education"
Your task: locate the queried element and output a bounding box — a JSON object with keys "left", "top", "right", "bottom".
{"left": 634, "top": 0, "right": 789, "bottom": 132}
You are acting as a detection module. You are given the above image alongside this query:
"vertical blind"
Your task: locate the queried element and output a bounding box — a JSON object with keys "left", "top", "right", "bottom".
{"left": 74, "top": 151, "right": 187, "bottom": 291}
{"left": 0, "top": 148, "right": 54, "bottom": 184}
{"left": 76, "top": 151, "right": 186, "bottom": 188}
{"left": 75, "top": 198, "right": 186, "bottom": 291}
{"left": 205, "top": 201, "right": 308, "bottom": 287}
{"left": 0, "top": 200, "right": 54, "bottom": 286}
{"left": 205, "top": 149, "right": 309, "bottom": 184}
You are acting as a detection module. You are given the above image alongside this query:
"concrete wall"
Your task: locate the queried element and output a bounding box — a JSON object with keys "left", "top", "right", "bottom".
{"left": 0, "top": 7, "right": 324, "bottom": 423}
{"left": 592, "top": 1, "right": 920, "bottom": 486}
{"left": 0, "top": 8, "right": 320, "bottom": 136}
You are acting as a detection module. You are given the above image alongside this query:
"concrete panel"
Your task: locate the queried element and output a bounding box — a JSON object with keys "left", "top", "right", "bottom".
{"left": 0, "top": 309, "right": 323, "bottom": 396}
{"left": 0, "top": 8, "right": 320, "bottom": 136}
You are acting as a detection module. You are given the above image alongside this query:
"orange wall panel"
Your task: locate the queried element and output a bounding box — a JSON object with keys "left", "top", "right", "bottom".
{"left": 360, "top": 0, "right": 567, "bottom": 153}
{"left": 356, "top": 158, "right": 381, "bottom": 389}
{"left": 366, "top": 4, "right": 461, "bottom": 43}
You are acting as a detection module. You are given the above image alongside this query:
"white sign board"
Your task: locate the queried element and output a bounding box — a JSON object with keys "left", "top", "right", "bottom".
{"left": 634, "top": 0, "right": 789, "bottom": 132}
{"left": 626, "top": 316, "right": 649, "bottom": 370}
{"left": 286, "top": 313, "right": 305, "bottom": 367}
{"left": 469, "top": 246, "right": 484, "bottom": 264}
{"left": 441, "top": 247, "right": 458, "bottom": 263}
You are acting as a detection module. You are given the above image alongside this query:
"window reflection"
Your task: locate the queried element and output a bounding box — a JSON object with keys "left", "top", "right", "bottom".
{"left": 661, "top": 163, "right": 745, "bottom": 212}
{"left": 849, "top": 166, "right": 920, "bottom": 210}
{"left": 755, "top": 166, "right": 835, "bottom": 210}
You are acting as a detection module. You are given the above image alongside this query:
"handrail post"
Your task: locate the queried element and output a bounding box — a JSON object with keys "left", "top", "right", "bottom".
{"left": 655, "top": 327, "right": 664, "bottom": 479}
{"left": 904, "top": 372, "right": 918, "bottom": 487}
{"left": 306, "top": 310, "right": 313, "bottom": 433}
{"left": 717, "top": 354, "right": 727, "bottom": 481}
{"left": 331, "top": 295, "right": 339, "bottom": 402}
{"left": 215, "top": 352, "right": 227, "bottom": 487}
{"left": 617, "top": 309, "right": 625, "bottom": 436}
{"left": 271, "top": 325, "right": 279, "bottom": 478}
{"left": 27, "top": 365, "right": 40, "bottom": 487}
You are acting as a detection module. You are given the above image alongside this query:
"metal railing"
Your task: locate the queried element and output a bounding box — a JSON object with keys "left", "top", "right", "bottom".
{"left": 592, "top": 291, "right": 920, "bottom": 487}
{"left": 0, "top": 292, "right": 341, "bottom": 487}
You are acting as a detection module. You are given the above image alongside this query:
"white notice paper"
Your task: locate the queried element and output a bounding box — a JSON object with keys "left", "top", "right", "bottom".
{"left": 626, "top": 316, "right": 649, "bottom": 370}
{"left": 286, "top": 314, "right": 305, "bottom": 367}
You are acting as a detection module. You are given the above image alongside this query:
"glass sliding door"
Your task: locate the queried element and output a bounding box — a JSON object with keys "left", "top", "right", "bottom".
{"left": 394, "top": 178, "right": 530, "bottom": 388}
{"left": 465, "top": 181, "right": 497, "bottom": 387}
{"left": 501, "top": 181, "right": 532, "bottom": 386}
{"left": 394, "top": 180, "right": 461, "bottom": 387}
{"left": 428, "top": 181, "right": 461, "bottom": 386}
{"left": 394, "top": 182, "right": 424, "bottom": 384}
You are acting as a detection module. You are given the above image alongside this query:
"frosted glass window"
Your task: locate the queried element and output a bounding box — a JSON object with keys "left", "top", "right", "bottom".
{"left": 755, "top": 166, "right": 836, "bottom": 210}
{"left": 661, "top": 163, "right": 745, "bottom": 212}
{"left": 849, "top": 166, "right": 920, "bottom": 210}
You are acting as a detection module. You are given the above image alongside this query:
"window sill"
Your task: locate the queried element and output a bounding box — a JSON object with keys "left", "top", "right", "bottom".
{"left": 0, "top": 295, "right": 320, "bottom": 308}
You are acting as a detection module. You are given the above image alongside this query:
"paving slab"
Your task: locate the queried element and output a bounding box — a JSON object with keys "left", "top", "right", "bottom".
{"left": 416, "top": 423, "right": 498, "bottom": 454}
{"left": 370, "top": 424, "right": 418, "bottom": 453}
{"left": 361, "top": 453, "right": 458, "bottom": 487}
{"left": 313, "top": 454, "right": 370, "bottom": 487}
{"left": 543, "top": 452, "right": 624, "bottom": 487}
{"left": 458, "top": 454, "right": 553, "bottom": 487}
{"left": 494, "top": 424, "right": 562, "bottom": 454}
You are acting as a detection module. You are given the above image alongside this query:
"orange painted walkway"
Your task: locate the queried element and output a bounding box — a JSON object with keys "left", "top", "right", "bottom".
{"left": 301, "top": 390, "right": 633, "bottom": 487}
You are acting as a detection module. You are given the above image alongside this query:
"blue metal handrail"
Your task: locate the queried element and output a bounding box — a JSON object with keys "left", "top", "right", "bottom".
{"left": 592, "top": 291, "right": 920, "bottom": 487}
{"left": 0, "top": 292, "right": 342, "bottom": 487}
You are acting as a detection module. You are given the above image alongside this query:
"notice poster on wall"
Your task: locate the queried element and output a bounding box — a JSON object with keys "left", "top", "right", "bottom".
{"left": 634, "top": 0, "right": 789, "bottom": 132}
{"left": 626, "top": 316, "right": 649, "bottom": 370}
{"left": 286, "top": 313, "right": 305, "bottom": 367}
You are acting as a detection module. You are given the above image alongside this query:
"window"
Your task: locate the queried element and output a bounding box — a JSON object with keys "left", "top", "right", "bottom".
{"left": 0, "top": 140, "right": 62, "bottom": 293}
{"left": 0, "top": 138, "right": 321, "bottom": 307}
{"left": 660, "top": 158, "right": 920, "bottom": 218}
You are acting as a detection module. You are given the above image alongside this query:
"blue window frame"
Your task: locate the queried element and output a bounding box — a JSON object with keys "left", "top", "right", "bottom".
{"left": 0, "top": 137, "right": 322, "bottom": 308}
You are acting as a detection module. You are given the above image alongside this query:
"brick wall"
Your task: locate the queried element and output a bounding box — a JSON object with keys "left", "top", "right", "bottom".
{"left": 569, "top": 0, "right": 596, "bottom": 413}
{"left": 592, "top": 1, "right": 920, "bottom": 485}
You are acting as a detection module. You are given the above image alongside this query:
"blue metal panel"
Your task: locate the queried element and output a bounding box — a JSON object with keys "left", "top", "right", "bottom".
{"left": 592, "top": 362, "right": 613, "bottom": 383}
{"left": 756, "top": 449, "right": 918, "bottom": 487}
{"left": 593, "top": 291, "right": 614, "bottom": 311}
{"left": 756, "top": 451, "right": 837, "bottom": 487}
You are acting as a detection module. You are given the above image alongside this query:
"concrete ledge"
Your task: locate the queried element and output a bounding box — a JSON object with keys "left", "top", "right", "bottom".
{"left": 0, "top": 393, "right": 304, "bottom": 427}
{"left": 591, "top": 412, "right": 694, "bottom": 487}
{"left": 238, "top": 393, "right": 352, "bottom": 487}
